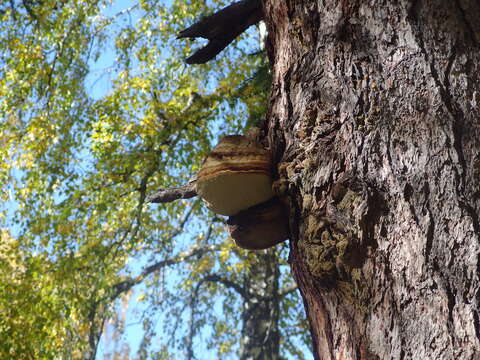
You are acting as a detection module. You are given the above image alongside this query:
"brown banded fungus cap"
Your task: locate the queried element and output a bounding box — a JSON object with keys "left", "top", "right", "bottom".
{"left": 196, "top": 135, "right": 274, "bottom": 216}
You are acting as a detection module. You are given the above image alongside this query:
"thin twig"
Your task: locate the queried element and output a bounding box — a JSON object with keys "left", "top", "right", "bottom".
{"left": 110, "top": 244, "right": 221, "bottom": 300}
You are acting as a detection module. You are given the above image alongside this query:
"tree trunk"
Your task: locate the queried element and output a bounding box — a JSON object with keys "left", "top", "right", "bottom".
{"left": 240, "top": 250, "right": 281, "bottom": 360}
{"left": 262, "top": 0, "right": 480, "bottom": 359}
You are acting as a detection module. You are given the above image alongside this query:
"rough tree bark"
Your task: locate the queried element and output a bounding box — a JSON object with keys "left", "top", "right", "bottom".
{"left": 262, "top": 0, "right": 480, "bottom": 359}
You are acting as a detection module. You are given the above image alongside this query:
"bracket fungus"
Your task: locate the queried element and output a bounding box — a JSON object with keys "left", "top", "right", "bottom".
{"left": 195, "top": 134, "right": 289, "bottom": 250}
{"left": 196, "top": 135, "right": 274, "bottom": 216}
{"left": 227, "top": 197, "right": 289, "bottom": 250}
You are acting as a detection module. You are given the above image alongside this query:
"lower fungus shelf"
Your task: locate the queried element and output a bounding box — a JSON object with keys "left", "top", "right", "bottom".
{"left": 227, "top": 197, "right": 289, "bottom": 250}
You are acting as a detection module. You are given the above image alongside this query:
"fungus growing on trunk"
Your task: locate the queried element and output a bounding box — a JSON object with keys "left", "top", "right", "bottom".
{"left": 196, "top": 135, "right": 274, "bottom": 216}
{"left": 227, "top": 197, "right": 289, "bottom": 250}
{"left": 195, "top": 134, "right": 289, "bottom": 249}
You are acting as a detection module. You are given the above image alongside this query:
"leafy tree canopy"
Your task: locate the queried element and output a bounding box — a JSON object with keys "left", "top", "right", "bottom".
{"left": 0, "top": 0, "right": 309, "bottom": 358}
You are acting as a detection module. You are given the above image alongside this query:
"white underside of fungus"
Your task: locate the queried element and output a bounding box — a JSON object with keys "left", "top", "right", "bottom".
{"left": 196, "top": 171, "right": 273, "bottom": 216}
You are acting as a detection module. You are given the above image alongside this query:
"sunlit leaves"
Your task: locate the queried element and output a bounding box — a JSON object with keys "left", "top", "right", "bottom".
{"left": 0, "top": 230, "right": 91, "bottom": 358}
{"left": 0, "top": 0, "right": 310, "bottom": 358}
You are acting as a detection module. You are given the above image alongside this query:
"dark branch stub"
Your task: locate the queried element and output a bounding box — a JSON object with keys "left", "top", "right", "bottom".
{"left": 146, "top": 181, "right": 197, "bottom": 203}
{"left": 178, "top": 0, "right": 263, "bottom": 64}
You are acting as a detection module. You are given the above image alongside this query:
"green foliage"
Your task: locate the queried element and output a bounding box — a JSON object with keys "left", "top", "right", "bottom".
{"left": 0, "top": 0, "right": 309, "bottom": 359}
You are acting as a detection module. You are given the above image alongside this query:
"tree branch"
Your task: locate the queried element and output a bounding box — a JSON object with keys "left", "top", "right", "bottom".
{"left": 146, "top": 181, "right": 197, "bottom": 203}
{"left": 178, "top": 0, "right": 263, "bottom": 64}
{"left": 202, "top": 273, "right": 249, "bottom": 300}
{"left": 110, "top": 244, "right": 220, "bottom": 300}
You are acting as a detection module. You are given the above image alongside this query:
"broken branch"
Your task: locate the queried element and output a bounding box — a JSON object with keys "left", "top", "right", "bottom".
{"left": 178, "top": 0, "right": 263, "bottom": 64}
{"left": 146, "top": 181, "right": 197, "bottom": 203}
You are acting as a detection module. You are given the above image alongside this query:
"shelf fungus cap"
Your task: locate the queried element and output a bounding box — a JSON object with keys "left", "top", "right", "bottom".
{"left": 196, "top": 135, "right": 274, "bottom": 216}
{"left": 227, "top": 197, "right": 289, "bottom": 250}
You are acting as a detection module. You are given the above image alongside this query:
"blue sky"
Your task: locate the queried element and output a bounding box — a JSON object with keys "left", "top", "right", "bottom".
{"left": 79, "top": 0, "right": 313, "bottom": 358}
{"left": 88, "top": 1, "right": 235, "bottom": 358}
{"left": 84, "top": 1, "right": 150, "bottom": 357}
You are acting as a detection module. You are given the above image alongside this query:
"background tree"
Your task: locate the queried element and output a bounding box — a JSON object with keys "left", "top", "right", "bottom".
{"left": 5, "top": 0, "right": 477, "bottom": 359}
{"left": 0, "top": 0, "right": 310, "bottom": 359}
{"left": 261, "top": 0, "right": 480, "bottom": 358}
